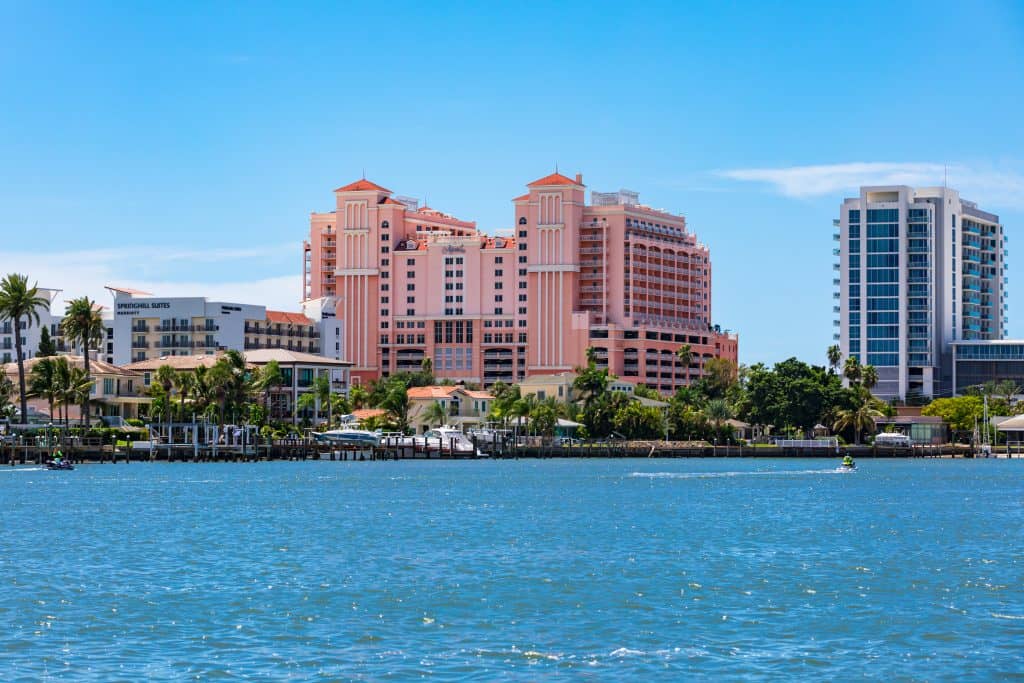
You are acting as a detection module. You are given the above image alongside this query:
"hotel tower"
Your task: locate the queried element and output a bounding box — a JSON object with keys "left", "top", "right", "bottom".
{"left": 835, "top": 185, "right": 1006, "bottom": 400}
{"left": 303, "top": 172, "right": 738, "bottom": 389}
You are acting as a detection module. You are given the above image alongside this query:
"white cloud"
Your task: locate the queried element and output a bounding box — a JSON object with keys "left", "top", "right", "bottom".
{"left": 0, "top": 245, "right": 305, "bottom": 314}
{"left": 717, "top": 162, "right": 1024, "bottom": 209}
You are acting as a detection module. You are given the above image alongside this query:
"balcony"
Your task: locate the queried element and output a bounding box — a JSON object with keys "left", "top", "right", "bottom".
{"left": 131, "top": 340, "right": 149, "bottom": 349}
{"left": 131, "top": 324, "right": 150, "bottom": 333}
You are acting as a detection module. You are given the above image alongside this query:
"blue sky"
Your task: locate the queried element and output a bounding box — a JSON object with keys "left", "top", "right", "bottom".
{"left": 2, "top": 1, "right": 1022, "bottom": 366}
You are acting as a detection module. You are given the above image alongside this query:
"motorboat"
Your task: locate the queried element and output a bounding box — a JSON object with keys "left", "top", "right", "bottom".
{"left": 398, "top": 426, "right": 487, "bottom": 457}
{"left": 312, "top": 428, "right": 382, "bottom": 448}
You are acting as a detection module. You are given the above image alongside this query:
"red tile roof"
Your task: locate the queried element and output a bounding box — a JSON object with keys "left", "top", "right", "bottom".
{"left": 379, "top": 197, "right": 405, "bottom": 205}
{"left": 334, "top": 179, "right": 392, "bottom": 193}
{"left": 527, "top": 172, "right": 581, "bottom": 187}
{"left": 407, "top": 386, "right": 494, "bottom": 400}
{"left": 266, "top": 310, "right": 315, "bottom": 325}
{"left": 352, "top": 408, "right": 387, "bottom": 420}
{"left": 512, "top": 193, "right": 530, "bottom": 201}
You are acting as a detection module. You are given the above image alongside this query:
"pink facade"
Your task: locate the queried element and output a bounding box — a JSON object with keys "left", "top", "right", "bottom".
{"left": 303, "top": 174, "right": 738, "bottom": 392}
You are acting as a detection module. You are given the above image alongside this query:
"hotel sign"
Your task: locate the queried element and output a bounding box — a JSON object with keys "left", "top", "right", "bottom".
{"left": 116, "top": 301, "right": 172, "bottom": 316}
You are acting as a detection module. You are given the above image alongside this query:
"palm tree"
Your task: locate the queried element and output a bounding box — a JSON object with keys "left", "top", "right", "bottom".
{"left": 310, "top": 374, "right": 333, "bottom": 426}
{"left": 676, "top": 344, "right": 693, "bottom": 386}
{"left": 861, "top": 364, "right": 879, "bottom": 391}
{"left": 62, "top": 296, "right": 105, "bottom": 426}
{"left": 827, "top": 345, "right": 842, "bottom": 374}
{"left": 832, "top": 395, "right": 885, "bottom": 445}
{"left": 172, "top": 371, "right": 195, "bottom": 422}
{"left": 422, "top": 400, "right": 448, "bottom": 429}
{"left": 381, "top": 385, "right": 411, "bottom": 433}
{"left": 0, "top": 374, "right": 15, "bottom": 420}
{"left": 0, "top": 274, "right": 49, "bottom": 424}
{"left": 52, "top": 356, "right": 72, "bottom": 425}
{"left": 64, "top": 367, "right": 94, "bottom": 427}
{"left": 28, "top": 357, "right": 61, "bottom": 423}
{"left": 258, "top": 360, "right": 284, "bottom": 420}
{"left": 154, "top": 365, "right": 176, "bottom": 425}
{"left": 843, "top": 356, "right": 862, "bottom": 385}
{"left": 704, "top": 398, "right": 732, "bottom": 434}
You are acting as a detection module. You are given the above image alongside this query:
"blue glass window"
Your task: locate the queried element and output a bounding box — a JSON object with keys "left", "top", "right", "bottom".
{"left": 867, "top": 224, "right": 898, "bottom": 238}
{"left": 849, "top": 210, "right": 861, "bottom": 223}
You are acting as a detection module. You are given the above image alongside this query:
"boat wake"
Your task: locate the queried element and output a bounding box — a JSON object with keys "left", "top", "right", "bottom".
{"left": 630, "top": 469, "right": 848, "bottom": 480}
{"left": 0, "top": 467, "right": 45, "bottom": 473}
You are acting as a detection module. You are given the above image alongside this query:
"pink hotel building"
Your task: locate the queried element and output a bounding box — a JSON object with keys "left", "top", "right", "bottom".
{"left": 303, "top": 172, "right": 737, "bottom": 391}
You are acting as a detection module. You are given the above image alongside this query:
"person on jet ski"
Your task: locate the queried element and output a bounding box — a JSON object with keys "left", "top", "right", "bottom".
{"left": 842, "top": 453, "right": 855, "bottom": 468}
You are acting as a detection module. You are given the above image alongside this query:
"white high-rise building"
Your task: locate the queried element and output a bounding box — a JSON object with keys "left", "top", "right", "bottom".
{"left": 835, "top": 186, "right": 1007, "bottom": 400}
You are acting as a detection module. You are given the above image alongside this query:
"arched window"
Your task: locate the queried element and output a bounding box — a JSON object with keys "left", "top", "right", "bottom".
{"left": 518, "top": 217, "right": 527, "bottom": 225}
{"left": 381, "top": 220, "right": 389, "bottom": 229}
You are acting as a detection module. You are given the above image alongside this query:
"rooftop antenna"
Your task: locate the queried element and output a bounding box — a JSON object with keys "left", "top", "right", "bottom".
{"left": 555, "top": 162, "right": 559, "bottom": 174}
{"left": 944, "top": 164, "right": 948, "bottom": 188}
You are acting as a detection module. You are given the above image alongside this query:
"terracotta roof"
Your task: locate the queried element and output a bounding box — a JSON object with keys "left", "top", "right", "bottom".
{"left": 406, "top": 386, "right": 493, "bottom": 400}
{"left": 512, "top": 193, "right": 530, "bottom": 201}
{"left": 105, "top": 285, "right": 153, "bottom": 296}
{"left": 407, "top": 386, "right": 459, "bottom": 400}
{"left": 379, "top": 197, "right": 405, "bottom": 205}
{"left": 462, "top": 389, "right": 494, "bottom": 400}
{"left": 352, "top": 408, "right": 387, "bottom": 420}
{"left": 334, "top": 179, "right": 391, "bottom": 193}
{"left": 527, "top": 172, "right": 581, "bottom": 187}
{"left": 266, "top": 310, "right": 315, "bottom": 326}
{"left": 124, "top": 354, "right": 236, "bottom": 372}
{"left": 3, "top": 354, "right": 139, "bottom": 378}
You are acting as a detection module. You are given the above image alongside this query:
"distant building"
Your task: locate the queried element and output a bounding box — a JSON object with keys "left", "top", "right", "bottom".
{"left": 835, "top": 186, "right": 1007, "bottom": 400}
{"left": 104, "top": 287, "right": 338, "bottom": 369}
{"left": 406, "top": 385, "right": 494, "bottom": 432}
{"left": 303, "top": 173, "right": 737, "bottom": 391}
{"left": 2, "top": 355, "right": 147, "bottom": 421}
{"left": 951, "top": 340, "right": 1024, "bottom": 396}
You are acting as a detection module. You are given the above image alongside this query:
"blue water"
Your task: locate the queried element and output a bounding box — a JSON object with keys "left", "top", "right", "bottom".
{"left": 1, "top": 459, "right": 1022, "bottom": 680}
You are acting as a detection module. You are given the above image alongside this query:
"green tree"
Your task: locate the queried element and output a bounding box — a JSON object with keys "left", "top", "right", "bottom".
{"left": 613, "top": 401, "right": 664, "bottom": 439}
{"left": 632, "top": 384, "right": 662, "bottom": 400}
{"left": 744, "top": 358, "right": 851, "bottom": 436}
{"left": 827, "top": 345, "right": 842, "bottom": 374}
{"left": 64, "top": 366, "right": 94, "bottom": 427}
{"left": 922, "top": 396, "right": 984, "bottom": 440}
{"left": 36, "top": 326, "right": 57, "bottom": 357}
{"left": 381, "top": 385, "right": 411, "bottom": 433}
{"left": 422, "top": 400, "right": 448, "bottom": 429}
{"left": 676, "top": 344, "right": 693, "bottom": 386}
{"left": 529, "top": 401, "right": 558, "bottom": 443}
{"left": 0, "top": 374, "right": 15, "bottom": 420}
{"left": 861, "top": 364, "right": 879, "bottom": 391}
{"left": 153, "top": 365, "right": 176, "bottom": 425}
{"left": 704, "top": 398, "right": 732, "bottom": 430}
{"left": 62, "top": 296, "right": 104, "bottom": 426}
{"left": 843, "top": 356, "right": 862, "bottom": 385}
{"left": 28, "top": 357, "right": 61, "bottom": 422}
{"left": 257, "top": 360, "right": 284, "bottom": 420}
{"left": 832, "top": 389, "right": 886, "bottom": 444}
{"left": 0, "top": 274, "right": 49, "bottom": 424}
{"left": 349, "top": 385, "right": 369, "bottom": 410}
{"left": 696, "top": 357, "right": 737, "bottom": 400}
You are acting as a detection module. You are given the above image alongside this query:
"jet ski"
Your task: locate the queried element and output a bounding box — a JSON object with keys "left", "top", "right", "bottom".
{"left": 839, "top": 454, "right": 856, "bottom": 471}
{"left": 46, "top": 460, "right": 74, "bottom": 470}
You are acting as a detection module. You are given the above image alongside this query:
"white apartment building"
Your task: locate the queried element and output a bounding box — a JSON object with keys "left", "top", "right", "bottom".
{"left": 835, "top": 186, "right": 1007, "bottom": 400}
{"left": 104, "top": 288, "right": 338, "bottom": 373}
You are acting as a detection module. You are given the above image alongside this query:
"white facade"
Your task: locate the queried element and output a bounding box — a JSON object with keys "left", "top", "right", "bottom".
{"left": 835, "top": 186, "right": 1007, "bottom": 400}
{"left": 301, "top": 296, "right": 345, "bottom": 362}
{"left": 105, "top": 289, "right": 266, "bottom": 366}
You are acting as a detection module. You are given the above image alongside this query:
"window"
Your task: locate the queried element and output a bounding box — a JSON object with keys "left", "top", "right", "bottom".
{"left": 381, "top": 258, "right": 390, "bottom": 266}
{"left": 495, "top": 295, "right": 503, "bottom": 302}
{"left": 381, "top": 246, "right": 390, "bottom": 253}
{"left": 495, "top": 282, "right": 503, "bottom": 289}
{"left": 519, "top": 269, "right": 527, "bottom": 276}
{"left": 407, "top": 258, "right": 415, "bottom": 265}
{"left": 406, "top": 296, "right": 415, "bottom": 303}
{"left": 519, "top": 256, "right": 527, "bottom": 263}
{"left": 456, "top": 258, "right": 463, "bottom": 265}
{"left": 518, "top": 230, "right": 527, "bottom": 238}
{"left": 518, "top": 294, "right": 527, "bottom": 302}
{"left": 381, "top": 284, "right": 389, "bottom": 291}
{"left": 519, "top": 217, "right": 527, "bottom": 225}
{"left": 495, "top": 256, "right": 503, "bottom": 264}
{"left": 518, "top": 243, "right": 527, "bottom": 251}
{"left": 519, "top": 281, "right": 527, "bottom": 289}
{"left": 518, "top": 307, "right": 527, "bottom": 315}
{"left": 407, "top": 271, "right": 415, "bottom": 278}
{"left": 407, "top": 283, "right": 415, "bottom": 291}
{"left": 495, "top": 307, "right": 503, "bottom": 315}
{"left": 495, "top": 269, "right": 503, "bottom": 277}
{"left": 406, "top": 308, "right": 415, "bottom": 316}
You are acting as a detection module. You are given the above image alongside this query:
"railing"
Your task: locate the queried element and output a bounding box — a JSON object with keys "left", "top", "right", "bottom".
{"left": 131, "top": 325, "right": 150, "bottom": 333}
{"left": 131, "top": 341, "right": 149, "bottom": 349}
